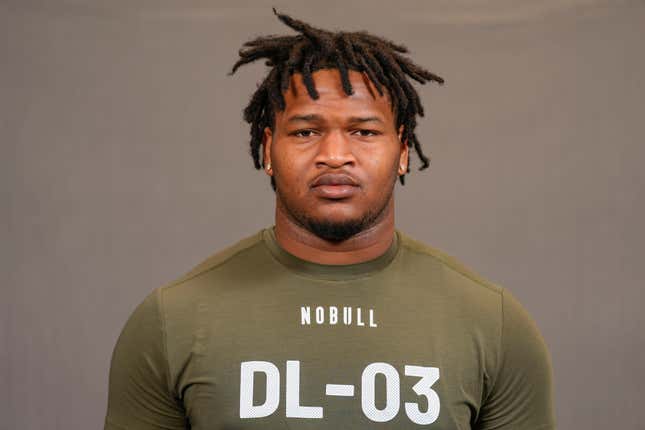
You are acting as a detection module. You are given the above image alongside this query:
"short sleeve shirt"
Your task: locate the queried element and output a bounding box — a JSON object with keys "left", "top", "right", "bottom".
{"left": 104, "top": 228, "right": 555, "bottom": 429}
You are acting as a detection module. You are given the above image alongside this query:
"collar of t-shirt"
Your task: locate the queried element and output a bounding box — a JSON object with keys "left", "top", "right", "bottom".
{"left": 262, "top": 226, "right": 400, "bottom": 281}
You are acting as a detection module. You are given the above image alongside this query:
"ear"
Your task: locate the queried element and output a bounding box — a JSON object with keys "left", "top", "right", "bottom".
{"left": 397, "top": 124, "right": 409, "bottom": 176}
{"left": 263, "top": 126, "right": 273, "bottom": 176}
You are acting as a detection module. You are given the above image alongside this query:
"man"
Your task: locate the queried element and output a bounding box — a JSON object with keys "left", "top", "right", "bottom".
{"left": 104, "top": 9, "right": 555, "bottom": 430}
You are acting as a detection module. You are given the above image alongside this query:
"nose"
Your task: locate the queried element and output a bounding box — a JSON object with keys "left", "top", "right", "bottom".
{"left": 314, "top": 129, "right": 356, "bottom": 168}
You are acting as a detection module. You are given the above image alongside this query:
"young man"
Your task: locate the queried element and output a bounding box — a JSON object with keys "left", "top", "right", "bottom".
{"left": 104, "top": 9, "right": 555, "bottom": 430}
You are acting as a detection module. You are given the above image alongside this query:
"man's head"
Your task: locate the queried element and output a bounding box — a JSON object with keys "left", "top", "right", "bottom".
{"left": 229, "top": 9, "right": 443, "bottom": 241}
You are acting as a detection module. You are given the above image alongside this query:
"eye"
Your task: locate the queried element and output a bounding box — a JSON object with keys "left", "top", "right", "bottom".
{"left": 353, "top": 129, "right": 380, "bottom": 137}
{"left": 291, "top": 129, "right": 317, "bottom": 138}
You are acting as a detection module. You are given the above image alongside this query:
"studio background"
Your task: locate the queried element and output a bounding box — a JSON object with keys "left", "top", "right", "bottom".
{"left": 3, "top": 1, "right": 644, "bottom": 429}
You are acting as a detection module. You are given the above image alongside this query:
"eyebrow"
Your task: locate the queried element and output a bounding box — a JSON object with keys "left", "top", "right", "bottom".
{"left": 348, "top": 116, "right": 384, "bottom": 125}
{"left": 286, "top": 114, "right": 384, "bottom": 125}
{"left": 287, "top": 114, "right": 324, "bottom": 123}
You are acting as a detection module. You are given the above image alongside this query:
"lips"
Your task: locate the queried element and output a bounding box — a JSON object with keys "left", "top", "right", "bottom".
{"left": 310, "top": 173, "right": 359, "bottom": 188}
{"left": 310, "top": 173, "right": 360, "bottom": 199}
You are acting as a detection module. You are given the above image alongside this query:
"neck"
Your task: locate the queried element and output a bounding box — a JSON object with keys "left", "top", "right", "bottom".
{"left": 273, "top": 200, "right": 396, "bottom": 265}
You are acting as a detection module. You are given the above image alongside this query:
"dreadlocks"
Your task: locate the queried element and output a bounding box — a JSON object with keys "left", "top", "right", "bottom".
{"left": 229, "top": 8, "right": 444, "bottom": 185}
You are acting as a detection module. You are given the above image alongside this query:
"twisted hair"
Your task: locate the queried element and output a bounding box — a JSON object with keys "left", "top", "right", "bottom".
{"left": 229, "top": 8, "right": 444, "bottom": 186}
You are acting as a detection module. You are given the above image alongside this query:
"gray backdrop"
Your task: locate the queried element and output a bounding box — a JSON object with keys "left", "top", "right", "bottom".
{"left": 3, "top": 1, "right": 644, "bottom": 429}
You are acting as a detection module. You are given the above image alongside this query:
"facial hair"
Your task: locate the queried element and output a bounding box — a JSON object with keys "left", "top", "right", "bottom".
{"left": 275, "top": 179, "right": 395, "bottom": 243}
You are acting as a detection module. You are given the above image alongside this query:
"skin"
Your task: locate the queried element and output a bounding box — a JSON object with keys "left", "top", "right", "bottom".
{"left": 263, "top": 68, "right": 409, "bottom": 265}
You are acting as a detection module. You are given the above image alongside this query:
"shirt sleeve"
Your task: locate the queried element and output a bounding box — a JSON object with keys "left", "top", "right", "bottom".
{"left": 477, "top": 289, "right": 556, "bottom": 430}
{"left": 104, "top": 289, "right": 188, "bottom": 430}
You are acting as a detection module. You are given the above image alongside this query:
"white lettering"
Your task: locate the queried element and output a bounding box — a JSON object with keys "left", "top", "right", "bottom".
{"left": 239, "top": 360, "right": 442, "bottom": 424}
{"left": 286, "top": 360, "right": 323, "bottom": 418}
{"left": 343, "top": 307, "right": 352, "bottom": 325}
{"left": 301, "top": 307, "right": 311, "bottom": 325}
{"left": 369, "top": 309, "right": 378, "bottom": 328}
{"left": 325, "top": 384, "right": 354, "bottom": 396}
{"left": 239, "top": 361, "right": 280, "bottom": 418}
{"left": 357, "top": 307, "right": 365, "bottom": 326}
{"left": 329, "top": 306, "right": 338, "bottom": 325}
{"left": 361, "top": 362, "right": 400, "bottom": 422}
{"left": 404, "top": 365, "right": 440, "bottom": 425}
{"left": 299, "top": 306, "right": 378, "bottom": 328}
{"left": 315, "top": 306, "right": 324, "bottom": 324}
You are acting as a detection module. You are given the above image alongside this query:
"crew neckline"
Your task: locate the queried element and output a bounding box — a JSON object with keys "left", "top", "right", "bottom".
{"left": 262, "top": 227, "right": 400, "bottom": 281}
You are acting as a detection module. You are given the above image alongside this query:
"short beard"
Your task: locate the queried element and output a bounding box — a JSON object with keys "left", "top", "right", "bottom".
{"left": 276, "top": 188, "right": 393, "bottom": 243}
{"left": 303, "top": 216, "right": 373, "bottom": 242}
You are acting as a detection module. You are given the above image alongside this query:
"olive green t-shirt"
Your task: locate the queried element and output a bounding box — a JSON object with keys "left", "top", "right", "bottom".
{"left": 104, "top": 228, "right": 555, "bottom": 429}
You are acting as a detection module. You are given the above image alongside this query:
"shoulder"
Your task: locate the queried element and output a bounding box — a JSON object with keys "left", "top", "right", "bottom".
{"left": 148, "top": 229, "right": 269, "bottom": 321}
{"left": 397, "top": 230, "right": 503, "bottom": 298}
{"left": 162, "top": 229, "right": 266, "bottom": 290}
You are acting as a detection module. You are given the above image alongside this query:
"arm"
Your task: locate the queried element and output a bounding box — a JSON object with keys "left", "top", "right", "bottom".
{"left": 104, "top": 289, "right": 188, "bottom": 429}
{"left": 477, "top": 289, "right": 556, "bottom": 429}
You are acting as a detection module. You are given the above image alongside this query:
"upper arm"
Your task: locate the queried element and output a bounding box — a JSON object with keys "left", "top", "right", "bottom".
{"left": 477, "top": 290, "right": 556, "bottom": 430}
{"left": 104, "top": 289, "right": 188, "bottom": 430}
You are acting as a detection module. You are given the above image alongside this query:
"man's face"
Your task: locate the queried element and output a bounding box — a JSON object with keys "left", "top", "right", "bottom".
{"left": 263, "top": 68, "right": 408, "bottom": 242}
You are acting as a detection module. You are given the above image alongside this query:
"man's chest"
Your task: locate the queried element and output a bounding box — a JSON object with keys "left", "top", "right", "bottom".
{"left": 166, "top": 287, "right": 493, "bottom": 429}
